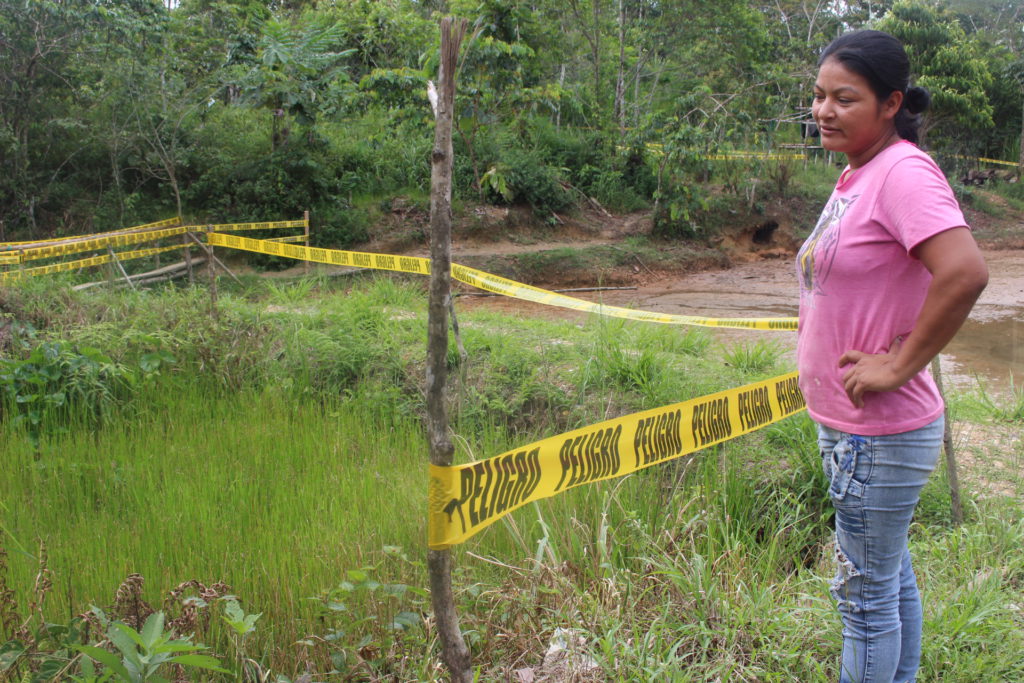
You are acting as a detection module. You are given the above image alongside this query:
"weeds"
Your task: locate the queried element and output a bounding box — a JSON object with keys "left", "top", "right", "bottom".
{"left": 722, "top": 338, "right": 784, "bottom": 373}
{"left": 965, "top": 374, "right": 1024, "bottom": 422}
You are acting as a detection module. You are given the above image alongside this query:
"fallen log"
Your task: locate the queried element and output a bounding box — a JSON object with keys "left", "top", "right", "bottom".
{"left": 72, "top": 258, "right": 205, "bottom": 291}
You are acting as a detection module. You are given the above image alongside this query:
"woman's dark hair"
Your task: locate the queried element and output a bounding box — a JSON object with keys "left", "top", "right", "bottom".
{"left": 819, "top": 30, "right": 931, "bottom": 144}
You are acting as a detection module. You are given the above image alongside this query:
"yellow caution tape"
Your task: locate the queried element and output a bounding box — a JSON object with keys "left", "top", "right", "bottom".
{"left": 452, "top": 264, "right": 797, "bottom": 330}
{"left": 952, "top": 154, "right": 1019, "bottom": 168}
{"left": 624, "top": 144, "right": 807, "bottom": 161}
{"left": 428, "top": 371, "right": 806, "bottom": 548}
{"left": 197, "top": 219, "right": 308, "bottom": 232}
{"left": 977, "top": 157, "right": 1018, "bottom": 168}
{"left": 18, "top": 226, "right": 190, "bottom": 261}
{"left": 0, "top": 253, "right": 20, "bottom": 265}
{"left": 704, "top": 152, "right": 806, "bottom": 161}
{"left": 209, "top": 233, "right": 798, "bottom": 331}
{"left": 1, "top": 244, "right": 186, "bottom": 282}
{"left": 0, "top": 218, "right": 182, "bottom": 250}
{"left": 265, "top": 234, "right": 308, "bottom": 243}
{"left": 207, "top": 233, "right": 432, "bottom": 275}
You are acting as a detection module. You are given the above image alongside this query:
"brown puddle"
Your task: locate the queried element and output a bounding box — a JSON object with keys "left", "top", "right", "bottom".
{"left": 945, "top": 314, "right": 1023, "bottom": 392}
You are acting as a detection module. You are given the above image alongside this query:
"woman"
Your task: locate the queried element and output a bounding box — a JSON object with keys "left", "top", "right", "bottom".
{"left": 797, "top": 30, "right": 988, "bottom": 683}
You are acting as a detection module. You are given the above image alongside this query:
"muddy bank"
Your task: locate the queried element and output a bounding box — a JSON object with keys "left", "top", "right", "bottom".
{"left": 458, "top": 248, "right": 1024, "bottom": 394}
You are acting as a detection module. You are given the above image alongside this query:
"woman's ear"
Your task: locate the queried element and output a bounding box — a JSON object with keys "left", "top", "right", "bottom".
{"left": 882, "top": 89, "right": 904, "bottom": 120}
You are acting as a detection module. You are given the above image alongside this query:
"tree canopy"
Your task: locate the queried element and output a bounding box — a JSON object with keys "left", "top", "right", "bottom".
{"left": 0, "top": 0, "right": 1019, "bottom": 240}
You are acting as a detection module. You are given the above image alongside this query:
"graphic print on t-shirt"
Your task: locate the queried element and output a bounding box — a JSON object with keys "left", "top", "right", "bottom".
{"left": 798, "top": 195, "right": 857, "bottom": 297}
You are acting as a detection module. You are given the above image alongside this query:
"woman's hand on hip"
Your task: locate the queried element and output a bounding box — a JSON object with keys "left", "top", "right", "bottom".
{"left": 839, "top": 337, "right": 908, "bottom": 408}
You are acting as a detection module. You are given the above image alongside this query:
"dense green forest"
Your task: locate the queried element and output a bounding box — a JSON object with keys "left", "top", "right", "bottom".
{"left": 1, "top": 0, "right": 1021, "bottom": 245}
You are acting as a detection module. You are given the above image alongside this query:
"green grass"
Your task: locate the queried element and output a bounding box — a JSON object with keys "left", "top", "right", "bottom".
{"left": 1, "top": 275, "right": 1022, "bottom": 681}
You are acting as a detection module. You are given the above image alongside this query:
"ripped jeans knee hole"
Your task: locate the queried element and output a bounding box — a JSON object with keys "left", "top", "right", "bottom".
{"left": 829, "top": 535, "right": 862, "bottom": 614}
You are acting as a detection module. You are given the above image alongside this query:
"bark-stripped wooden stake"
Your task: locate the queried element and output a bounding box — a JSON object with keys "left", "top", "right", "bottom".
{"left": 931, "top": 357, "right": 964, "bottom": 525}
{"left": 426, "top": 16, "right": 473, "bottom": 683}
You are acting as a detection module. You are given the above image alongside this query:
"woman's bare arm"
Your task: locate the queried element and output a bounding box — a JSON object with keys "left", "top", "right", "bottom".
{"left": 838, "top": 227, "right": 988, "bottom": 408}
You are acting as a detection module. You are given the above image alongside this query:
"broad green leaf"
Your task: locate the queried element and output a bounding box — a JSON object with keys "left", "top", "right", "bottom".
{"left": 109, "top": 623, "right": 145, "bottom": 666}
{"left": 0, "top": 641, "right": 26, "bottom": 671}
{"left": 168, "top": 654, "right": 230, "bottom": 673}
{"left": 74, "top": 645, "right": 132, "bottom": 681}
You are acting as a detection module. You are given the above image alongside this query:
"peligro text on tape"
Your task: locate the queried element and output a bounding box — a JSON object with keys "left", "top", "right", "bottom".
{"left": 0, "top": 244, "right": 185, "bottom": 282}
{"left": 0, "top": 217, "right": 181, "bottom": 250}
{"left": 19, "top": 226, "right": 190, "bottom": 262}
{"left": 428, "top": 371, "right": 806, "bottom": 549}
{"left": 190, "top": 219, "right": 308, "bottom": 233}
{"left": 209, "top": 233, "right": 798, "bottom": 331}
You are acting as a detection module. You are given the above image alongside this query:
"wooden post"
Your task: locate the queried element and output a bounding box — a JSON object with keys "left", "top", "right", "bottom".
{"left": 183, "top": 232, "right": 194, "bottom": 284}
{"left": 303, "top": 210, "right": 310, "bottom": 276}
{"left": 185, "top": 230, "right": 217, "bottom": 315}
{"left": 931, "top": 357, "right": 964, "bottom": 525}
{"left": 426, "top": 17, "right": 472, "bottom": 683}
{"left": 107, "top": 247, "right": 137, "bottom": 290}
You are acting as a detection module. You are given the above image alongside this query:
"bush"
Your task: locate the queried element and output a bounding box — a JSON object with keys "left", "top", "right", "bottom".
{"left": 490, "top": 147, "right": 573, "bottom": 217}
{"left": 313, "top": 204, "right": 371, "bottom": 248}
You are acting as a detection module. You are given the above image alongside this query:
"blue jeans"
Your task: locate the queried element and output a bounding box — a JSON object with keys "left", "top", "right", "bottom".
{"left": 817, "top": 416, "right": 943, "bottom": 683}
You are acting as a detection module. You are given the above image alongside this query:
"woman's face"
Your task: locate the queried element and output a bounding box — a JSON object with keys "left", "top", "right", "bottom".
{"left": 812, "top": 57, "right": 903, "bottom": 169}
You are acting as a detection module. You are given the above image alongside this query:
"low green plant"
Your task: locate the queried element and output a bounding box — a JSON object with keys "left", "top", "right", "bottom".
{"left": 722, "top": 338, "right": 784, "bottom": 373}
{"left": 220, "top": 597, "right": 263, "bottom": 681}
{"left": 0, "top": 341, "right": 137, "bottom": 446}
{"left": 308, "top": 547, "right": 430, "bottom": 679}
{"left": 963, "top": 375, "right": 1024, "bottom": 422}
{"left": 74, "top": 610, "right": 228, "bottom": 682}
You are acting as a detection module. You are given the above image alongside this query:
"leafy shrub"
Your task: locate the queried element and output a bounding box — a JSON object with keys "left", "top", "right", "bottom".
{"left": 0, "top": 341, "right": 143, "bottom": 445}
{"left": 490, "top": 147, "right": 573, "bottom": 217}
{"left": 527, "top": 117, "right": 607, "bottom": 176}
{"left": 577, "top": 165, "right": 648, "bottom": 212}
{"left": 313, "top": 204, "right": 371, "bottom": 248}
{"left": 185, "top": 141, "right": 343, "bottom": 222}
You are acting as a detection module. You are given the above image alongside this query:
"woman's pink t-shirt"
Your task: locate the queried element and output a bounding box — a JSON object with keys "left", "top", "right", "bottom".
{"left": 796, "top": 141, "right": 967, "bottom": 435}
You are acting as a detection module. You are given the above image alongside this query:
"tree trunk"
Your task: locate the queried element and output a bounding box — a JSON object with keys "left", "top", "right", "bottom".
{"left": 1019, "top": 85, "right": 1023, "bottom": 172}
{"left": 426, "top": 17, "right": 472, "bottom": 683}
{"left": 592, "top": 0, "right": 602, "bottom": 107}
{"left": 614, "top": 0, "right": 626, "bottom": 131}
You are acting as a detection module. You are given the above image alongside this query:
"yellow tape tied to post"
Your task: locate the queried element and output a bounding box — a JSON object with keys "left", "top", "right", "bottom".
{"left": 428, "top": 371, "right": 806, "bottom": 549}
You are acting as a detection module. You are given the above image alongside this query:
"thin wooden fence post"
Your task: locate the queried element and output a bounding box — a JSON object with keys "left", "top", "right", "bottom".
{"left": 107, "top": 247, "right": 137, "bottom": 290}
{"left": 182, "top": 231, "right": 194, "bottom": 284}
{"left": 931, "top": 357, "right": 964, "bottom": 525}
{"left": 303, "top": 210, "right": 310, "bottom": 276}
{"left": 426, "top": 17, "right": 472, "bottom": 683}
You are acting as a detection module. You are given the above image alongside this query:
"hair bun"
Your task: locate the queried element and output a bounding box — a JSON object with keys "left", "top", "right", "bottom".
{"left": 904, "top": 86, "right": 931, "bottom": 115}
